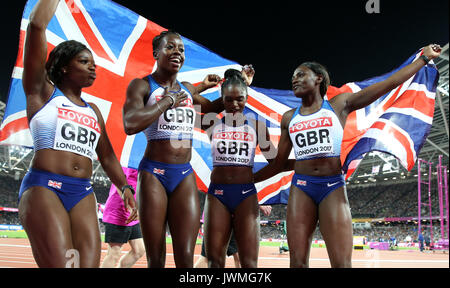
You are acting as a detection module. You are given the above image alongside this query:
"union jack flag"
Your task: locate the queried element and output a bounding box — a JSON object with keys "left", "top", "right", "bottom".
{"left": 48, "top": 180, "right": 62, "bottom": 189}
{"left": 0, "top": 0, "right": 439, "bottom": 205}
{"left": 152, "top": 168, "right": 165, "bottom": 176}
{"left": 331, "top": 51, "right": 439, "bottom": 179}
{"left": 296, "top": 180, "right": 307, "bottom": 186}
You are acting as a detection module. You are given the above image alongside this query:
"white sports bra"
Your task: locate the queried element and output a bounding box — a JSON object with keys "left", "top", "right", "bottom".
{"left": 288, "top": 99, "right": 343, "bottom": 161}
{"left": 211, "top": 117, "right": 257, "bottom": 167}
{"left": 29, "top": 87, "right": 101, "bottom": 160}
{"left": 143, "top": 75, "right": 195, "bottom": 141}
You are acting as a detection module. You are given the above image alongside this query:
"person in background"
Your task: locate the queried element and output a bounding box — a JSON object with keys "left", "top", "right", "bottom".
{"left": 424, "top": 231, "right": 431, "bottom": 251}
{"left": 101, "top": 167, "right": 145, "bottom": 268}
{"left": 418, "top": 230, "right": 425, "bottom": 252}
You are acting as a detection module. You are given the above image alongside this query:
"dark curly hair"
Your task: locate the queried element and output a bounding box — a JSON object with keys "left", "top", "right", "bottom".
{"left": 152, "top": 30, "right": 182, "bottom": 52}
{"left": 45, "top": 40, "right": 89, "bottom": 85}
{"left": 299, "top": 62, "right": 331, "bottom": 97}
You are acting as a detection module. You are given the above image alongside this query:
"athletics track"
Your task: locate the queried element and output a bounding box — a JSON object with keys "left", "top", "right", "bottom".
{"left": 0, "top": 238, "right": 448, "bottom": 268}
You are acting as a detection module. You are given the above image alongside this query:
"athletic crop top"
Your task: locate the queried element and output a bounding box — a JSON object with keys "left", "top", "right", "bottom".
{"left": 288, "top": 99, "right": 343, "bottom": 161}
{"left": 211, "top": 117, "right": 257, "bottom": 167}
{"left": 143, "top": 76, "right": 195, "bottom": 141}
{"left": 29, "top": 87, "right": 101, "bottom": 160}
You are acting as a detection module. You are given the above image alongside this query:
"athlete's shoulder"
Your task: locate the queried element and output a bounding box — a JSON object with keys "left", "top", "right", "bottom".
{"left": 181, "top": 81, "right": 196, "bottom": 95}
{"left": 282, "top": 108, "right": 296, "bottom": 122}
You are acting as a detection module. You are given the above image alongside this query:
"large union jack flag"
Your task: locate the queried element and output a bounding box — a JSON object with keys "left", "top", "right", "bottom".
{"left": 0, "top": 0, "right": 439, "bottom": 205}
{"left": 334, "top": 52, "right": 439, "bottom": 180}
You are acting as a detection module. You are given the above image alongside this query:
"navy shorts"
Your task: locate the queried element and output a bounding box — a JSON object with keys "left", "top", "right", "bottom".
{"left": 207, "top": 183, "right": 257, "bottom": 213}
{"left": 292, "top": 173, "right": 345, "bottom": 205}
{"left": 19, "top": 168, "right": 93, "bottom": 212}
{"left": 104, "top": 222, "right": 142, "bottom": 244}
{"left": 138, "top": 158, "right": 193, "bottom": 195}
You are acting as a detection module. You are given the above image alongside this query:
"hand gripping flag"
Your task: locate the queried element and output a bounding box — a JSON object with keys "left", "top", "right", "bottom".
{"left": 254, "top": 50, "right": 439, "bottom": 204}
{"left": 0, "top": 1, "right": 439, "bottom": 205}
{"left": 333, "top": 51, "right": 439, "bottom": 180}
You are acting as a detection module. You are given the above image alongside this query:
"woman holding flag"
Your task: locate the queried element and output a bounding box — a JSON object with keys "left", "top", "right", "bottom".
{"left": 254, "top": 44, "right": 442, "bottom": 267}
{"left": 18, "top": 0, "right": 137, "bottom": 267}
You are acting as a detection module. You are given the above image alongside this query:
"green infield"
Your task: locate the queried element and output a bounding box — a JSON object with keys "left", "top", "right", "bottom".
{"left": 1, "top": 231, "right": 288, "bottom": 247}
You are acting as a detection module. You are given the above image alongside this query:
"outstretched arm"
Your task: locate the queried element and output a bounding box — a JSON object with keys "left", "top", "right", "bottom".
{"left": 254, "top": 110, "right": 294, "bottom": 183}
{"left": 336, "top": 44, "right": 442, "bottom": 120}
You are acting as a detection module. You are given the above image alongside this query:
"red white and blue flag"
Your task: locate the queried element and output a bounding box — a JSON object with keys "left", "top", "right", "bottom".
{"left": 0, "top": 0, "right": 439, "bottom": 205}
{"left": 332, "top": 53, "right": 439, "bottom": 180}
{"left": 47, "top": 180, "right": 62, "bottom": 189}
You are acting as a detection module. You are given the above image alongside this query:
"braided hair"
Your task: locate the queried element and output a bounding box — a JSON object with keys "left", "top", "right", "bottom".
{"left": 221, "top": 68, "right": 248, "bottom": 96}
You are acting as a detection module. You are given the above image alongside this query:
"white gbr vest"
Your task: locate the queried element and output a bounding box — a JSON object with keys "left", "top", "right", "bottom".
{"left": 29, "top": 87, "right": 101, "bottom": 160}
{"left": 143, "top": 76, "right": 195, "bottom": 141}
{"left": 211, "top": 118, "right": 257, "bottom": 167}
{"left": 288, "top": 99, "right": 343, "bottom": 161}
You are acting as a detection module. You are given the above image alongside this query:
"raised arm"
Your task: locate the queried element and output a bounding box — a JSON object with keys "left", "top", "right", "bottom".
{"left": 195, "top": 74, "right": 221, "bottom": 94}
{"left": 184, "top": 81, "right": 224, "bottom": 114}
{"left": 336, "top": 44, "right": 442, "bottom": 119}
{"left": 241, "top": 65, "right": 255, "bottom": 86}
{"left": 191, "top": 64, "right": 256, "bottom": 113}
{"left": 22, "top": 0, "right": 60, "bottom": 100}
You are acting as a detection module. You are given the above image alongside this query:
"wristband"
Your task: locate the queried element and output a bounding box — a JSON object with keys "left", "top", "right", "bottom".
{"left": 121, "top": 184, "right": 135, "bottom": 195}
{"left": 156, "top": 101, "right": 165, "bottom": 113}
{"left": 420, "top": 54, "right": 430, "bottom": 64}
{"left": 164, "top": 94, "right": 176, "bottom": 108}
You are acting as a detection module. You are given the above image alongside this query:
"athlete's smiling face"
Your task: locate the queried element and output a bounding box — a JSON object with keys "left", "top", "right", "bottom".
{"left": 154, "top": 34, "right": 185, "bottom": 73}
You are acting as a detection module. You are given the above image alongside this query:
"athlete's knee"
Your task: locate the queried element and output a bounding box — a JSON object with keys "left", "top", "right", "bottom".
{"left": 35, "top": 248, "right": 72, "bottom": 268}
{"left": 148, "top": 252, "right": 166, "bottom": 268}
{"left": 240, "top": 258, "right": 257, "bottom": 268}
{"left": 290, "top": 259, "right": 309, "bottom": 268}
{"left": 205, "top": 249, "right": 225, "bottom": 268}
{"left": 29, "top": 235, "right": 74, "bottom": 268}
{"left": 131, "top": 243, "right": 146, "bottom": 260}
{"left": 107, "top": 245, "right": 122, "bottom": 261}
{"left": 289, "top": 251, "right": 309, "bottom": 268}
{"left": 173, "top": 248, "right": 196, "bottom": 268}
{"left": 328, "top": 246, "right": 352, "bottom": 268}
{"left": 208, "top": 256, "right": 226, "bottom": 268}
{"left": 330, "top": 258, "right": 352, "bottom": 268}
